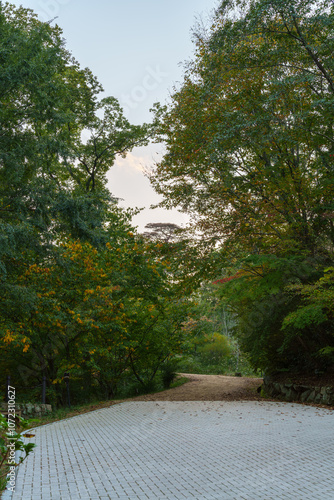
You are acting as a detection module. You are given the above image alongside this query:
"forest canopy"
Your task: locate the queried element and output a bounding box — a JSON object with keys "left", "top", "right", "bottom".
{"left": 151, "top": 0, "right": 334, "bottom": 374}
{"left": 0, "top": 3, "right": 193, "bottom": 404}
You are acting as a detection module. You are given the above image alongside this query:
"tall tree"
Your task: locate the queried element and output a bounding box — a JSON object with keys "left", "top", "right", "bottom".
{"left": 0, "top": 2, "right": 155, "bottom": 390}
{"left": 152, "top": 0, "right": 334, "bottom": 257}
{"left": 151, "top": 0, "right": 334, "bottom": 373}
{"left": 0, "top": 2, "right": 151, "bottom": 262}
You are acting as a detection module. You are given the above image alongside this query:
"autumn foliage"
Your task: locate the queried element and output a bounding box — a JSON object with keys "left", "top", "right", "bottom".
{"left": 0, "top": 4, "right": 189, "bottom": 405}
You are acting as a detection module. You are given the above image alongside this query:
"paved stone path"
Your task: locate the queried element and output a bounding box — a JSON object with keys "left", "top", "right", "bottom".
{"left": 11, "top": 401, "right": 334, "bottom": 500}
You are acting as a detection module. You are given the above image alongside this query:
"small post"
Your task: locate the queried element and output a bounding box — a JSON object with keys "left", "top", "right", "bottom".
{"left": 42, "top": 376, "right": 46, "bottom": 404}
{"left": 63, "top": 372, "right": 71, "bottom": 408}
{"left": 5, "top": 375, "right": 10, "bottom": 402}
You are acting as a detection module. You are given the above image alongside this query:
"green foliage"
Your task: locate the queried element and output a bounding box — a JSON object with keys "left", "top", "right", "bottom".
{"left": 0, "top": 2, "right": 151, "bottom": 271}
{"left": 0, "top": 3, "right": 188, "bottom": 405}
{"left": 177, "top": 283, "right": 255, "bottom": 375}
{"left": 0, "top": 232, "right": 191, "bottom": 404}
{"left": 198, "top": 333, "right": 232, "bottom": 365}
{"left": 281, "top": 266, "right": 334, "bottom": 364}
{"left": 0, "top": 413, "right": 36, "bottom": 493}
{"left": 150, "top": 0, "right": 334, "bottom": 375}
{"left": 160, "top": 359, "right": 179, "bottom": 389}
{"left": 152, "top": 0, "right": 334, "bottom": 257}
{"left": 214, "top": 255, "right": 334, "bottom": 373}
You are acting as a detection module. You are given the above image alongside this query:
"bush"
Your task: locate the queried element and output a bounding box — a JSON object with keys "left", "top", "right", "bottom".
{"left": 197, "top": 333, "right": 232, "bottom": 365}
{"left": 160, "top": 360, "right": 178, "bottom": 389}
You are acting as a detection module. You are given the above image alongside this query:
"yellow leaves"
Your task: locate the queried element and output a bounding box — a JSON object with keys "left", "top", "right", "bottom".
{"left": 25, "top": 264, "right": 51, "bottom": 276}
{"left": 20, "top": 336, "right": 31, "bottom": 353}
{"left": 67, "top": 241, "right": 83, "bottom": 252}
{"left": 3, "top": 330, "right": 14, "bottom": 344}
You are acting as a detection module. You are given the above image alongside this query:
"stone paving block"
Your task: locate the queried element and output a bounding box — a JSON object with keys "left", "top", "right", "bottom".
{"left": 9, "top": 400, "right": 334, "bottom": 499}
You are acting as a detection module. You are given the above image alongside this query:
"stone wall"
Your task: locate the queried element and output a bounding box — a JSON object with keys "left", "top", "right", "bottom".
{"left": 1, "top": 402, "right": 52, "bottom": 418}
{"left": 262, "top": 376, "right": 334, "bottom": 405}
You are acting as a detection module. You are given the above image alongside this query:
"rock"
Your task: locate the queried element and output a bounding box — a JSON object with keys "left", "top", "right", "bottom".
{"left": 314, "top": 392, "right": 323, "bottom": 404}
{"left": 25, "top": 403, "right": 34, "bottom": 415}
{"left": 34, "top": 405, "right": 41, "bottom": 415}
{"left": 273, "top": 382, "right": 281, "bottom": 393}
{"left": 293, "top": 385, "right": 309, "bottom": 393}
{"left": 300, "top": 390, "right": 311, "bottom": 402}
{"left": 285, "top": 389, "right": 297, "bottom": 401}
{"left": 307, "top": 390, "right": 316, "bottom": 402}
{"left": 258, "top": 377, "right": 334, "bottom": 406}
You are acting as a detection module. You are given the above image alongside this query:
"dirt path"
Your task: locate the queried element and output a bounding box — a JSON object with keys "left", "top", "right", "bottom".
{"left": 133, "top": 373, "right": 263, "bottom": 402}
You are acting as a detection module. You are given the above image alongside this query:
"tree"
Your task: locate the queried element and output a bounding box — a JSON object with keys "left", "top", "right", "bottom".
{"left": 152, "top": 0, "right": 334, "bottom": 255}
{"left": 150, "top": 0, "right": 334, "bottom": 373}
{"left": 71, "top": 96, "right": 151, "bottom": 193}
{"left": 0, "top": 3, "right": 152, "bottom": 254}
{"left": 0, "top": 3, "right": 161, "bottom": 398}
{"left": 213, "top": 255, "right": 327, "bottom": 373}
{"left": 0, "top": 2, "right": 102, "bottom": 254}
{"left": 0, "top": 209, "right": 190, "bottom": 403}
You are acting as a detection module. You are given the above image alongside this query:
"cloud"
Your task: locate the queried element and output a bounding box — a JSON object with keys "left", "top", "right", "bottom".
{"left": 114, "top": 152, "right": 147, "bottom": 173}
{"left": 114, "top": 144, "right": 163, "bottom": 174}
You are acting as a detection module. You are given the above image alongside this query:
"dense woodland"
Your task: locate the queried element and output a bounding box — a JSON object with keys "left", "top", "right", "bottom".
{"left": 0, "top": 0, "right": 333, "bottom": 407}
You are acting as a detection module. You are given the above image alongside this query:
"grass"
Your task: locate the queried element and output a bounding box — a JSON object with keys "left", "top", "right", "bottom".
{"left": 170, "top": 376, "right": 188, "bottom": 389}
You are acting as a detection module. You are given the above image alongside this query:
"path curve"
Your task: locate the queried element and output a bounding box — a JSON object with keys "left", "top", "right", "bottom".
{"left": 134, "top": 373, "right": 263, "bottom": 402}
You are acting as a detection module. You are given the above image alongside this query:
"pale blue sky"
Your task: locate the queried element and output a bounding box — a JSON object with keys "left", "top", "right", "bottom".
{"left": 10, "top": 0, "right": 218, "bottom": 229}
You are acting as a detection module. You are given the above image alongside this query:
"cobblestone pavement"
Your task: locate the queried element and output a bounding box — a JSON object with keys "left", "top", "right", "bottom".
{"left": 11, "top": 401, "right": 334, "bottom": 500}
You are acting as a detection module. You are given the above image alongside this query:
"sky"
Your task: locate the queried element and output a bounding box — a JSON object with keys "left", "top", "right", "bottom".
{"left": 9, "top": 0, "right": 218, "bottom": 231}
